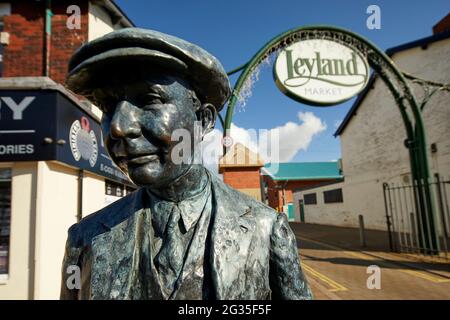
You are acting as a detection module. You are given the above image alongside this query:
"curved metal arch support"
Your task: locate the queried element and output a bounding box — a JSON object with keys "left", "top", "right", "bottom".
{"left": 402, "top": 71, "right": 450, "bottom": 111}
{"left": 225, "top": 26, "right": 418, "bottom": 134}
{"left": 223, "top": 25, "right": 440, "bottom": 252}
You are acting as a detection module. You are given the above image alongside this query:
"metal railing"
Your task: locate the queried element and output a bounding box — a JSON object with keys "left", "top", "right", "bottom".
{"left": 383, "top": 174, "right": 450, "bottom": 259}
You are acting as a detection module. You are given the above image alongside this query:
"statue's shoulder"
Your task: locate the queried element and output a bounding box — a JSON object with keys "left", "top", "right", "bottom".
{"left": 66, "top": 188, "right": 142, "bottom": 248}
{"left": 209, "top": 170, "right": 278, "bottom": 221}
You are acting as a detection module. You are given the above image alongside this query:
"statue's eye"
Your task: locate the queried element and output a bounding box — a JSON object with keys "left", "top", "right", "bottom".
{"left": 141, "top": 93, "right": 163, "bottom": 106}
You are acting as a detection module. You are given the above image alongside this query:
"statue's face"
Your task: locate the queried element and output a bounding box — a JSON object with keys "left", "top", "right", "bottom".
{"left": 95, "top": 74, "right": 199, "bottom": 188}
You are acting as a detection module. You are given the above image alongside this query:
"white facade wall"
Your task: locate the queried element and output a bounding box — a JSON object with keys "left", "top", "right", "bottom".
{"left": 87, "top": 2, "right": 128, "bottom": 120}
{"left": 82, "top": 170, "right": 107, "bottom": 218}
{"left": 293, "top": 182, "right": 350, "bottom": 226}
{"left": 34, "top": 162, "right": 79, "bottom": 299}
{"left": 341, "top": 38, "right": 450, "bottom": 230}
{"left": 0, "top": 161, "right": 110, "bottom": 299}
{"left": 0, "top": 162, "right": 36, "bottom": 299}
{"left": 298, "top": 37, "right": 450, "bottom": 231}
{"left": 88, "top": 2, "right": 120, "bottom": 41}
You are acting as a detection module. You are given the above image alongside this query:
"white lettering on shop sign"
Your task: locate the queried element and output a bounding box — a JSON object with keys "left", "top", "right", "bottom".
{"left": 0, "top": 96, "right": 35, "bottom": 120}
{"left": 0, "top": 144, "right": 34, "bottom": 155}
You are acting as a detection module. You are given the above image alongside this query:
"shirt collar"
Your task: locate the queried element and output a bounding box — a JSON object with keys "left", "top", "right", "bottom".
{"left": 146, "top": 173, "right": 211, "bottom": 236}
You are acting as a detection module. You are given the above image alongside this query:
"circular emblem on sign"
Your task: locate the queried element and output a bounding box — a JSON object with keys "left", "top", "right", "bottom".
{"left": 274, "top": 39, "right": 369, "bottom": 106}
{"left": 69, "top": 116, "right": 98, "bottom": 167}
{"left": 222, "top": 136, "right": 234, "bottom": 148}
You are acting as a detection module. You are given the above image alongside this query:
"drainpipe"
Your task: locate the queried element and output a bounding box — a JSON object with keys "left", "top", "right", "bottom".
{"left": 275, "top": 183, "right": 282, "bottom": 212}
{"left": 77, "top": 170, "right": 83, "bottom": 221}
{"left": 43, "top": 0, "right": 52, "bottom": 76}
{"left": 281, "top": 180, "right": 289, "bottom": 211}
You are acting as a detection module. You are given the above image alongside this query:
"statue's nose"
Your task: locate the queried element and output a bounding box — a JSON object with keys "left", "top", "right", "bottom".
{"left": 110, "top": 100, "right": 141, "bottom": 139}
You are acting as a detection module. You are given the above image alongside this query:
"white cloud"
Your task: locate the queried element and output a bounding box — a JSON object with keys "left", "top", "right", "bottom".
{"left": 200, "top": 111, "right": 326, "bottom": 175}
{"left": 263, "top": 111, "right": 327, "bottom": 162}
{"left": 201, "top": 128, "right": 224, "bottom": 176}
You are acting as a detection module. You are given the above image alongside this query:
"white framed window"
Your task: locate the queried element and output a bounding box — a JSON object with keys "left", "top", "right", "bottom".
{"left": 0, "top": 168, "right": 11, "bottom": 280}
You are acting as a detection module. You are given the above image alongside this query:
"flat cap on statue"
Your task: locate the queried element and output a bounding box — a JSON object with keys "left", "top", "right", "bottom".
{"left": 66, "top": 28, "right": 231, "bottom": 110}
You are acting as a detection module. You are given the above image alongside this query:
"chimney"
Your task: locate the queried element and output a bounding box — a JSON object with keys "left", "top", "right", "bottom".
{"left": 433, "top": 13, "right": 450, "bottom": 35}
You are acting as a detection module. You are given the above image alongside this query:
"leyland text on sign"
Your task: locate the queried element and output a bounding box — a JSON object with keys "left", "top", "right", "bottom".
{"left": 274, "top": 39, "right": 370, "bottom": 106}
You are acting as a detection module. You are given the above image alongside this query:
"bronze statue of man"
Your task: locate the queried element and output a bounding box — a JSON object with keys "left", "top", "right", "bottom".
{"left": 60, "top": 28, "right": 312, "bottom": 300}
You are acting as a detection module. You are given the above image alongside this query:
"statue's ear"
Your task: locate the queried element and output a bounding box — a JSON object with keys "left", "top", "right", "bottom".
{"left": 196, "top": 103, "right": 217, "bottom": 137}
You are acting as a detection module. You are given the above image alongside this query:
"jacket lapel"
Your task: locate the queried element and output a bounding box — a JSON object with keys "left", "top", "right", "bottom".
{"left": 209, "top": 174, "right": 256, "bottom": 299}
{"left": 90, "top": 189, "right": 147, "bottom": 299}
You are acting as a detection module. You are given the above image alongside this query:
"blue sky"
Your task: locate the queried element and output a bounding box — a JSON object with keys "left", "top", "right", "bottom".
{"left": 115, "top": 0, "right": 449, "bottom": 163}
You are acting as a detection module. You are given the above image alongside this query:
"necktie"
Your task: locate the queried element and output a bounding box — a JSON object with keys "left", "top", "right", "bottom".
{"left": 155, "top": 204, "right": 185, "bottom": 297}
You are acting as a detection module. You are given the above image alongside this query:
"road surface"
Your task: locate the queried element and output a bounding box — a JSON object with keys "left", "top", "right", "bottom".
{"left": 296, "top": 234, "right": 450, "bottom": 299}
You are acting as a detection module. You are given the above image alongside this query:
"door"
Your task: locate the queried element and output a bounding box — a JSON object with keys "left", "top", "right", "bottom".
{"left": 299, "top": 199, "right": 305, "bottom": 223}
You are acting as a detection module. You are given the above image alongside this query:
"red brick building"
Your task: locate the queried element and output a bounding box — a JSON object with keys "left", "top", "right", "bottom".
{"left": 218, "top": 143, "right": 265, "bottom": 201}
{"left": 0, "top": 0, "right": 134, "bottom": 84}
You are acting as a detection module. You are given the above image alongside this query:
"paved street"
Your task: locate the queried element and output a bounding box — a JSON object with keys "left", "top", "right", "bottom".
{"left": 291, "top": 223, "right": 450, "bottom": 300}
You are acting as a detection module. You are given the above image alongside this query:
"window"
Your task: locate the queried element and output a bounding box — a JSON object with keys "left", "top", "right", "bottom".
{"left": 105, "top": 180, "right": 131, "bottom": 206}
{"left": 106, "top": 180, "right": 124, "bottom": 197}
{"left": 0, "top": 168, "right": 11, "bottom": 277}
{"left": 126, "top": 186, "right": 137, "bottom": 194}
{"left": 323, "top": 188, "right": 343, "bottom": 203}
{"left": 304, "top": 193, "right": 317, "bottom": 205}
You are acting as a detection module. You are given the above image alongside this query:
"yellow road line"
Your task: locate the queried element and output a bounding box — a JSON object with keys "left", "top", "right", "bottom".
{"left": 301, "top": 262, "right": 348, "bottom": 292}
{"left": 297, "top": 235, "right": 450, "bottom": 284}
{"left": 297, "top": 235, "right": 374, "bottom": 260}
{"left": 400, "top": 269, "right": 450, "bottom": 283}
{"left": 297, "top": 236, "right": 341, "bottom": 251}
{"left": 347, "top": 251, "right": 376, "bottom": 260}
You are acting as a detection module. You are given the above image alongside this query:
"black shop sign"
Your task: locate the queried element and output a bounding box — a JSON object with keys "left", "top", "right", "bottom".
{"left": 0, "top": 89, "right": 132, "bottom": 186}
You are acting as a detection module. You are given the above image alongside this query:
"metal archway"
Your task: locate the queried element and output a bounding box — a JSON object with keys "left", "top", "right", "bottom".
{"left": 222, "top": 25, "right": 440, "bottom": 253}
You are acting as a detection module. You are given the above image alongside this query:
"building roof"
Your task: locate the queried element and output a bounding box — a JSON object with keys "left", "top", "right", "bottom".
{"left": 261, "top": 162, "right": 343, "bottom": 181}
{"left": 334, "top": 30, "right": 450, "bottom": 137}
{"left": 101, "top": 0, "right": 135, "bottom": 27}
{"left": 0, "top": 76, "right": 101, "bottom": 121}
{"left": 218, "top": 143, "right": 264, "bottom": 173}
{"left": 0, "top": 1, "right": 135, "bottom": 27}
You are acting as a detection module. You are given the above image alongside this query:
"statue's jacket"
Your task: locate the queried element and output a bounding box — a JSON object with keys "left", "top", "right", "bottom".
{"left": 60, "top": 171, "right": 313, "bottom": 300}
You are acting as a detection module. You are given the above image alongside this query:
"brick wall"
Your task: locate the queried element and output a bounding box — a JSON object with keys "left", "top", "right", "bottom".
{"left": 49, "top": 1, "right": 89, "bottom": 84}
{"left": 222, "top": 167, "right": 261, "bottom": 189}
{"left": 3, "top": 0, "right": 44, "bottom": 77}
{"left": 3, "top": 0, "right": 88, "bottom": 83}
